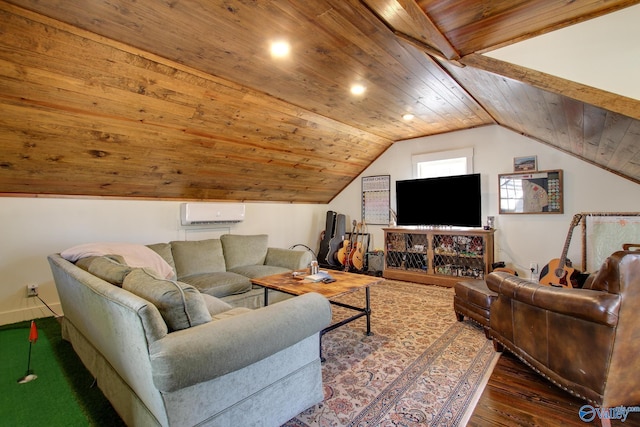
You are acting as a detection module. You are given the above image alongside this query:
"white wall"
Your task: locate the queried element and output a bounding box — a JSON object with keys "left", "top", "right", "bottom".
{"left": 328, "top": 125, "right": 640, "bottom": 276}
{"left": 485, "top": 4, "right": 640, "bottom": 101}
{"left": 2, "top": 125, "right": 639, "bottom": 325}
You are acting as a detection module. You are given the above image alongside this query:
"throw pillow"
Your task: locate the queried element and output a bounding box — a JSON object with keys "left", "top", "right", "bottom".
{"left": 87, "top": 256, "right": 134, "bottom": 286}
{"left": 123, "top": 268, "right": 212, "bottom": 331}
{"left": 220, "top": 234, "right": 268, "bottom": 269}
{"left": 170, "top": 239, "right": 226, "bottom": 279}
{"left": 61, "top": 242, "right": 175, "bottom": 279}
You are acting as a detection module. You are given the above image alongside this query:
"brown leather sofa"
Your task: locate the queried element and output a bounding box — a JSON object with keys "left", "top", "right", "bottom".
{"left": 486, "top": 250, "right": 640, "bottom": 407}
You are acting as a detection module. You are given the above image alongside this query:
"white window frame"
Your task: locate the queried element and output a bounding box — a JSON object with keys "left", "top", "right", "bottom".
{"left": 411, "top": 147, "right": 474, "bottom": 178}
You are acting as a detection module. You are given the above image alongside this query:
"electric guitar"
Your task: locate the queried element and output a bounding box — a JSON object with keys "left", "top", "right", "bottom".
{"left": 317, "top": 211, "right": 336, "bottom": 266}
{"left": 348, "top": 221, "right": 366, "bottom": 271}
{"left": 539, "top": 214, "right": 583, "bottom": 287}
{"left": 326, "top": 214, "right": 346, "bottom": 266}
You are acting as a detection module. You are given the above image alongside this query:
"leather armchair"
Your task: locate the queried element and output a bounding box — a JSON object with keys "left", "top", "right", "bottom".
{"left": 487, "top": 251, "right": 640, "bottom": 407}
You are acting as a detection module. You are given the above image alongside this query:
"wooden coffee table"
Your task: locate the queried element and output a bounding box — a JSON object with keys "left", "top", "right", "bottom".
{"left": 251, "top": 270, "right": 384, "bottom": 360}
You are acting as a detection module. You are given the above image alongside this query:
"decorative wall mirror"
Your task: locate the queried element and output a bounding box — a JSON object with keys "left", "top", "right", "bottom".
{"left": 498, "top": 169, "right": 563, "bottom": 214}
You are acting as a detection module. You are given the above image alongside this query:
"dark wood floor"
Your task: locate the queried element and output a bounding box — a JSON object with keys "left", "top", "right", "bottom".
{"left": 468, "top": 352, "right": 640, "bottom": 426}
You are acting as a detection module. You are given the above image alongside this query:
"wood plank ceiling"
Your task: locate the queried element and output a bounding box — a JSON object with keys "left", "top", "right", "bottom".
{"left": 0, "top": 0, "right": 638, "bottom": 203}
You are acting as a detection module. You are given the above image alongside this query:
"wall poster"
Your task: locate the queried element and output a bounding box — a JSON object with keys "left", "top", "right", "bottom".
{"left": 362, "top": 175, "right": 390, "bottom": 225}
{"left": 581, "top": 212, "right": 640, "bottom": 271}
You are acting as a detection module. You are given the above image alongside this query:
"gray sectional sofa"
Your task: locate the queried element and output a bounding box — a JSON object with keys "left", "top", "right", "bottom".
{"left": 48, "top": 234, "right": 331, "bottom": 426}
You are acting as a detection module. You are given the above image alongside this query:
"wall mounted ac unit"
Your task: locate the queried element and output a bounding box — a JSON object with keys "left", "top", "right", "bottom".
{"left": 180, "top": 203, "right": 245, "bottom": 225}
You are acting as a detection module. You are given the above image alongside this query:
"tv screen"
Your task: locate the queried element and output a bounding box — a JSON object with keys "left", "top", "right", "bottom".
{"left": 395, "top": 174, "right": 482, "bottom": 227}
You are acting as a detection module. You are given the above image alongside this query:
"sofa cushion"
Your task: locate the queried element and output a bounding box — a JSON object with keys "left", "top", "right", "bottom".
{"left": 123, "top": 268, "right": 212, "bottom": 331}
{"left": 200, "top": 293, "right": 233, "bottom": 316}
{"left": 221, "top": 234, "right": 268, "bottom": 269}
{"left": 87, "top": 256, "right": 134, "bottom": 286}
{"left": 170, "top": 239, "right": 226, "bottom": 279}
{"left": 229, "top": 264, "right": 290, "bottom": 279}
{"left": 211, "top": 307, "right": 253, "bottom": 320}
{"left": 61, "top": 242, "right": 175, "bottom": 279}
{"left": 179, "top": 272, "right": 252, "bottom": 298}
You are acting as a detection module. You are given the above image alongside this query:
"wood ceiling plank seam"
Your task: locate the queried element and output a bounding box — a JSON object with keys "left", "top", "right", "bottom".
{"left": 539, "top": 90, "right": 574, "bottom": 153}
{"left": 516, "top": 80, "right": 558, "bottom": 145}
{"left": 560, "top": 96, "right": 586, "bottom": 157}
{"left": 498, "top": 81, "right": 546, "bottom": 140}
{"left": 237, "top": 93, "right": 392, "bottom": 147}
{"left": 183, "top": 114, "right": 383, "bottom": 163}
{"left": 582, "top": 104, "right": 608, "bottom": 161}
{"left": 605, "top": 118, "right": 639, "bottom": 171}
{"left": 0, "top": 100, "right": 365, "bottom": 181}
{"left": 594, "top": 111, "right": 631, "bottom": 166}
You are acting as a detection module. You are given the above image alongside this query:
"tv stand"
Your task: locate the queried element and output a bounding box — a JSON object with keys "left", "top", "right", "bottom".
{"left": 383, "top": 227, "right": 495, "bottom": 287}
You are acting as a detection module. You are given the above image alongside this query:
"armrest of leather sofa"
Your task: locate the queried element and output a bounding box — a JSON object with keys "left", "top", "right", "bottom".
{"left": 149, "top": 292, "right": 331, "bottom": 392}
{"left": 265, "top": 247, "right": 312, "bottom": 270}
{"left": 486, "top": 272, "right": 620, "bottom": 327}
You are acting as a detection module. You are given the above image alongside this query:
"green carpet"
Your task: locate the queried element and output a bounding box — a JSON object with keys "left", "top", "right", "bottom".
{"left": 0, "top": 317, "right": 124, "bottom": 426}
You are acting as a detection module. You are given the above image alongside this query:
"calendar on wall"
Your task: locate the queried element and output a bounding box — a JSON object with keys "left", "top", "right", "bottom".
{"left": 362, "top": 175, "right": 390, "bottom": 225}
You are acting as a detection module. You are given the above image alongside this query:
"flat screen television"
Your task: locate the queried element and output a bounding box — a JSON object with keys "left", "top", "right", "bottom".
{"left": 395, "top": 173, "right": 482, "bottom": 227}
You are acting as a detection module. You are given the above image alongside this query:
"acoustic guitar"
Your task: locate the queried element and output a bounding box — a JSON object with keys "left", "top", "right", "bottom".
{"left": 539, "top": 214, "right": 583, "bottom": 287}
{"left": 348, "top": 221, "right": 366, "bottom": 271}
{"left": 337, "top": 220, "right": 356, "bottom": 268}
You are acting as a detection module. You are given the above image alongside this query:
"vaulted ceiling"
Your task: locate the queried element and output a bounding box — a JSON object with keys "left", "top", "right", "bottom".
{"left": 1, "top": 0, "right": 639, "bottom": 203}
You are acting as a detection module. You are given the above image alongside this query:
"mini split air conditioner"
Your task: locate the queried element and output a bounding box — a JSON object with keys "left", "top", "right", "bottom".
{"left": 180, "top": 203, "right": 245, "bottom": 225}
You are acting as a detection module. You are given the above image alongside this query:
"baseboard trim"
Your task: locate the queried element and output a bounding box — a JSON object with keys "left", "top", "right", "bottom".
{"left": 0, "top": 303, "right": 62, "bottom": 326}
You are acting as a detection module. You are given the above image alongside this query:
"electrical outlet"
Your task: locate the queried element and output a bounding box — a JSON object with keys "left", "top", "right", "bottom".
{"left": 26, "top": 284, "right": 38, "bottom": 297}
{"left": 529, "top": 262, "right": 538, "bottom": 274}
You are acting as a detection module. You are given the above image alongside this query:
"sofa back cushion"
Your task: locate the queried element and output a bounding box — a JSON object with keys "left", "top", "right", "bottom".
{"left": 123, "top": 268, "right": 212, "bottom": 331}
{"left": 221, "top": 234, "right": 268, "bottom": 269}
{"left": 81, "top": 255, "right": 134, "bottom": 286}
{"left": 170, "top": 239, "right": 226, "bottom": 279}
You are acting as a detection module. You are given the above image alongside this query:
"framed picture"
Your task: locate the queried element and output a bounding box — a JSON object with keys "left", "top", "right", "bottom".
{"left": 513, "top": 155, "right": 537, "bottom": 172}
{"left": 498, "top": 169, "right": 563, "bottom": 214}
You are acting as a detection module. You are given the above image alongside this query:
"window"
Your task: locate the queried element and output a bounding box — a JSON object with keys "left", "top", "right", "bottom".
{"left": 412, "top": 148, "right": 473, "bottom": 178}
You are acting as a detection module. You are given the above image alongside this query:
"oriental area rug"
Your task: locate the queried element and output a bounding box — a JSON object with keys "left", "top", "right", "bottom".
{"left": 284, "top": 280, "right": 500, "bottom": 427}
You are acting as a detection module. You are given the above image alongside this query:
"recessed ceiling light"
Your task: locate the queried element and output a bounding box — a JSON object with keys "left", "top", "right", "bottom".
{"left": 402, "top": 113, "right": 415, "bottom": 121}
{"left": 270, "top": 40, "right": 290, "bottom": 58}
{"left": 350, "top": 84, "right": 366, "bottom": 95}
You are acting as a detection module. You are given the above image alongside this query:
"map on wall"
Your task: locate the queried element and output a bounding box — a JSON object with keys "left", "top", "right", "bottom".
{"left": 583, "top": 213, "right": 640, "bottom": 271}
{"left": 362, "top": 175, "right": 390, "bottom": 225}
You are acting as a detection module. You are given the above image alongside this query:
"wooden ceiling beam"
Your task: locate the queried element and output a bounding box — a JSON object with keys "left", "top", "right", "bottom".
{"left": 460, "top": 53, "right": 640, "bottom": 121}
{"left": 361, "top": 0, "right": 460, "bottom": 60}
